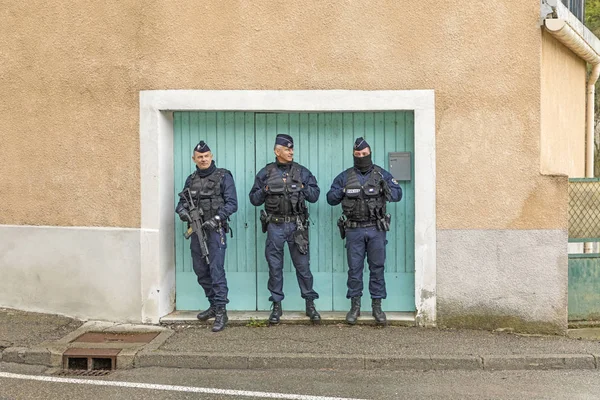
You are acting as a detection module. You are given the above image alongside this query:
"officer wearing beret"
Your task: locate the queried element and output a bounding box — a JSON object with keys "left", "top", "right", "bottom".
{"left": 175, "top": 141, "right": 238, "bottom": 332}
{"left": 327, "top": 137, "right": 402, "bottom": 325}
{"left": 249, "top": 134, "right": 321, "bottom": 324}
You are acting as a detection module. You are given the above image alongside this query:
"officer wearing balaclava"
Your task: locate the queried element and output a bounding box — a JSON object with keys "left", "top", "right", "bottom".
{"left": 326, "top": 137, "right": 402, "bottom": 325}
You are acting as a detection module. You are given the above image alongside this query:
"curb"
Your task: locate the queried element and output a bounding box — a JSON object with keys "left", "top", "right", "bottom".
{"left": 482, "top": 354, "right": 598, "bottom": 370}
{"left": 2, "top": 346, "right": 599, "bottom": 371}
{"left": 131, "top": 350, "right": 600, "bottom": 371}
{"left": 1, "top": 347, "right": 53, "bottom": 367}
{"left": 160, "top": 311, "right": 416, "bottom": 327}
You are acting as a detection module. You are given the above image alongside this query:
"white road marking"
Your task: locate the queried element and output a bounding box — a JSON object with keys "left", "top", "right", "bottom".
{"left": 0, "top": 371, "right": 367, "bottom": 400}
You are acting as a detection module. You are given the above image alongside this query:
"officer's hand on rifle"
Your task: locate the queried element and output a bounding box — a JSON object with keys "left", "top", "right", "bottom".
{"left": 202, "top": 215, "right": 221, "bottom": 230}
{"left": 178, "top": 209, "right": 192, "bottom": 223}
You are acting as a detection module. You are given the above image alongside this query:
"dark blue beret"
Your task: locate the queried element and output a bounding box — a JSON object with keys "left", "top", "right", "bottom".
{"left": 194, "top": 141, "right": 211, "bottom": 153}
{"left": 275, "top": 134, "right": 294, "bottom": 149}
{"left": 354, "top": 137, "right": 370, "bottom": 151}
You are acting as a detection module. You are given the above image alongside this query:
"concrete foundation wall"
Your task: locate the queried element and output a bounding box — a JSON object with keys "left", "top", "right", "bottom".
{"left": 437, "top": 229, "right": 568, "bottom": 333}
{"left": 0, "top": 225, "right": 142, "bottom": 322}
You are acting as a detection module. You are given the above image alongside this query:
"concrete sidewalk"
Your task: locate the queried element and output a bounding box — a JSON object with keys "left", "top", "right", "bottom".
{"left": 2, "top": 308, "right": 600, "bottom": 372}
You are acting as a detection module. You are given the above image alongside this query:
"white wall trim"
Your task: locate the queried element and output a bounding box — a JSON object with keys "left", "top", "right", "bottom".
{"left": 139, "top": 90, "right": 436, "bottom": 325}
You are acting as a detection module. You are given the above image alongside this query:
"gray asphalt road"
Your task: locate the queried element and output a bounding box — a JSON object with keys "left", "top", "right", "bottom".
{"left": 1, "top": 362, "right": 600, "bottom": 399}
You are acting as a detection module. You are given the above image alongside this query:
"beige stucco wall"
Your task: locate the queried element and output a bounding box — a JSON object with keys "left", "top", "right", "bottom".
{"left": 0, "top": 1, "right": 566, "bottom": 230}
{"left": 541, "top": 30, "right": 587, "bottom": 177}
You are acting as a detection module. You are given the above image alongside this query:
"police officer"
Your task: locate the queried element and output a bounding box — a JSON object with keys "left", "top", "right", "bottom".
{"left": 249, "top": 134, "right": 321, "bottom": 324}
{"left": 327, "top": 137, "right": 402, "bottom": 325}
{"left": 175, "top": 141, "right": 238, "bottom": 332}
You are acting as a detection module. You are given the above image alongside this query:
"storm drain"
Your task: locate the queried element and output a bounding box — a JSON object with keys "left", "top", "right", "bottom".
{"left": 61, "top": 332, "right": 160, "bottom": 373}
{"left": 54, "top": 369, "right": 113, "bottom": 377}
{"left": 62, "top": 348, "right": 121, "bottom": 372}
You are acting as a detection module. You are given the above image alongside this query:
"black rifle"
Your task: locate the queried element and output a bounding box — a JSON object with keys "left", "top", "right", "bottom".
{"left": 179, "top": 188, "right": 210, "bottom": 264}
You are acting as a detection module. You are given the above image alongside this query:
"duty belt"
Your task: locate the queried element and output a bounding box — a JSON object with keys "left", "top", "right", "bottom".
{"left": 270, "top": 215, "right": 296, "bottom": 224}
{"left": 346, "top": 220, "right": 377, "bottom": 229}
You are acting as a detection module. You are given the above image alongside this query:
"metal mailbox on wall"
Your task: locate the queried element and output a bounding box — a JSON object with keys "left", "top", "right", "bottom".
{"left": 389, "top": 152, "right": 412, "bottom": 181}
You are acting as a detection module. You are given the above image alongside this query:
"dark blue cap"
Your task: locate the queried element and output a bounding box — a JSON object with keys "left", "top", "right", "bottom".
{"left": 194, "top": 141, "right": 211, "bottom": 153}
{"left": 354, "top": 137, "right": 370, "bottom": 151}
{"left": 275, "top": 134, "right": 294, "bottom": 149}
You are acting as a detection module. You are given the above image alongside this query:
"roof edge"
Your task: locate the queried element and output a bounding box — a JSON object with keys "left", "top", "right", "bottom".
{"left": 541, "top": 0, "right": 600, "bottom": 58}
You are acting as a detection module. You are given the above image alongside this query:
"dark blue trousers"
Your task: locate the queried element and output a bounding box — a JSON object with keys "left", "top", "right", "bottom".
{"left": 345, "top": 227, "right": 387, "bottom": 299}
{"left": 190, "top": 228, "right": 229, "bottom": 306}
{"left": 265, "top": 222, "right": 319, "bottom": 302}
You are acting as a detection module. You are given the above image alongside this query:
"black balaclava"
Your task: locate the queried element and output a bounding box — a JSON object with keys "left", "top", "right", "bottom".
{"left": 353, "top": 136, "right": 373, "bottom": 173}
{"left": 197, "top": 160, "right": 216, "bottom": 177}
{"left": 276, "top": 158, "right": 292, "bottom": 171}
{"left": 354, "top": 153, "right": 373, "bottom": 173}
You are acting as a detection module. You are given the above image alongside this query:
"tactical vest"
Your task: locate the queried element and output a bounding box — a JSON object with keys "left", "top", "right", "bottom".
{"left": 341, "top": 166, "right": 386, "bottom": 222}
{"left": 264, "top": 163, "right": 305, "bottom": 216}
{"left": 188, "top": 168, "right": 228, "bottom": 220}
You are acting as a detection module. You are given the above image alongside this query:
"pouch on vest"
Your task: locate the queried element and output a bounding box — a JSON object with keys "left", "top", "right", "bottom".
{"left": 260, "top": 209, "right": 269, "bottom": 233}
{"left": 293, "top": 229, "right": 309, "bottom": 255}
{"left": 199, "top": 180, "right": 217, "bottom": 196}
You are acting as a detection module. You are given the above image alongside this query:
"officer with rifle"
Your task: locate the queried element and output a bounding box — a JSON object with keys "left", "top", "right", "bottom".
{"left": 249, "top": 134, "right": 321, "bottom": 325}
{"left": 176, "top": 141, "right": 238, "bottom": 332}
{"left": 327, "top": 137, "right": 402, "bottom": 326}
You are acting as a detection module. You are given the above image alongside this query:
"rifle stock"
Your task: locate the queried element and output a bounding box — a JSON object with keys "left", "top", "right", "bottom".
{"left": 179, "top": 188, "right": 210, "bottom": 264}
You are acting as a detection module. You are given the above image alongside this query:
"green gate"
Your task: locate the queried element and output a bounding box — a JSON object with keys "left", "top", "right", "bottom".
{"left": 569, "top": 254, "right": 600, "bottom": 321}
{"left": 174, "top": 112, "right": 415, "bottom": 312}
{"left": 568, "top": 178, "right": 600, "bottom": 321}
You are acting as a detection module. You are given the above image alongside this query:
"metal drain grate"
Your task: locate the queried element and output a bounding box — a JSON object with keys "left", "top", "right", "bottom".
{"left": 54, "top": 369, "right": 112, "bottom": 377}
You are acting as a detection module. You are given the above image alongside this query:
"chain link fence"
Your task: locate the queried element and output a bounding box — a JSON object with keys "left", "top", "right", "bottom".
{"left": 569, "top": 178, "right": 600, "bottom": 240}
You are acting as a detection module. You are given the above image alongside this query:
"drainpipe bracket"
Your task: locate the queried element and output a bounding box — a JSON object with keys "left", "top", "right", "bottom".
{"left": 540, "top": 0, "right": 558, "bottom": 26}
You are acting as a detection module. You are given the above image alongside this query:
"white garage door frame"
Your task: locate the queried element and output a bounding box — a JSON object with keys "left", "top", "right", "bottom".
{"left": 139, "top": 90, "right": 436, "bottom": 325}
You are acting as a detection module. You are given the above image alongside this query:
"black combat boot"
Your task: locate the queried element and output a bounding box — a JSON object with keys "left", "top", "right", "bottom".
{"left": 346, "top": 297, "right": 361, "bottom": 325}
{"left": 372, "top": 298, "right": 386, "bottom": 325}
{"left": 269, "top": 301, "right": 282, "bottom": 324}
{"left": 212, "top": 305, "right": 228, "bottom": 332}
{"left": 305, "top": 299, "right": 321, "bottom": 324}
{"left": 196, "top": 302, "right": 216, "bottom": 321}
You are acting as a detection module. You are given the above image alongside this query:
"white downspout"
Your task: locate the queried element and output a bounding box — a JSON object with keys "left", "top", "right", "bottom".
{"left": 544, "top": 18, "right": 600, "bottom": 253}
{"left": 587, "top": 64, "right": 600, "bottom": 178}
{"left": 585, "top": 64, "right": 600, "bottom": 253}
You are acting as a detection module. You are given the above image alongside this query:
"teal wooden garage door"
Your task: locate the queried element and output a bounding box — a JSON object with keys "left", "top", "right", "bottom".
{"left": 174, "top": 111, "right": 415, "bottom": 312}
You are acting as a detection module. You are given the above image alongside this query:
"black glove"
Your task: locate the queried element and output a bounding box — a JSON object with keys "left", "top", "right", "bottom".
{"left": 202, "top": 216, "right": 221, "bottom": 230}
{"left": 178, "top": 210, "right": 191, "bottom": 223}
{"left": 381, "top": 179, "right": 392, "bottom": 201}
